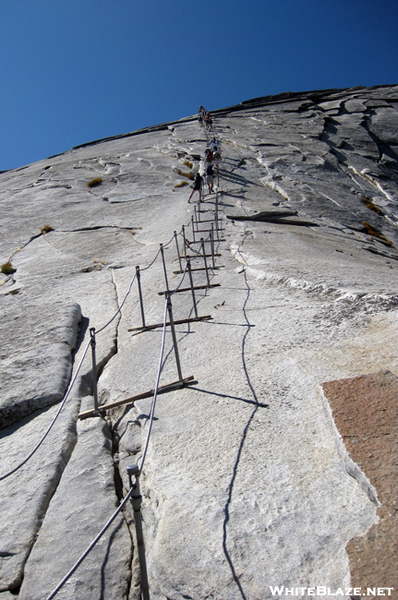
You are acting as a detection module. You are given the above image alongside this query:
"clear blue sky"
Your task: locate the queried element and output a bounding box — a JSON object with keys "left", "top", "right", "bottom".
{"left": 1, "top": 0, "right": 397, "bottom": 171}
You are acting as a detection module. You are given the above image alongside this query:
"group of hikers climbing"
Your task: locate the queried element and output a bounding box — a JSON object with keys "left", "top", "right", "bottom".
{"left": 198, "top": 105, "right": 213, "bottom": 130}
{"left": 188, "top": 107, "right": 221, "bottom": 203}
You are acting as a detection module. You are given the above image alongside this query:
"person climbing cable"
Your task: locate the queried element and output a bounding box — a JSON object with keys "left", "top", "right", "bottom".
{"left": 188, "top": 171, "right": 203, "bottom": 202}
{"left": 206, "top": 163, "right": 214, "bottom": 194}
{"left": 210, "top": 138, "right": 218, "bottom": 153}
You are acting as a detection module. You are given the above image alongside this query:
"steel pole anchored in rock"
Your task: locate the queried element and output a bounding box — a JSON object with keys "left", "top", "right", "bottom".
{"left": 182, "top": 225, "right": 187, "bottom": 258}
{"left": 136, "top": 266, "right": 146, "bottom": 329}
{"left": 191, "top": 215, "right": 197, "bottom": 243}
{"left": 160, "top": 243, "right": 170, "bottom": 293}
{"left": 127, "top": 465, "right": 150, "bottom": 600}
{"left": 210, "top": 224, "right": 215, "bottom": 268}
{"left": 174, "top": 231, "right": 182, "bottom": 272}
{"left": 193, "top": 205, "right": 199, "bottom": 230}
{"left": 215, "top": 192, "right": 219, "bottom": 241}
{"left": 200, "top": 238, "right": 211, "bottom": 287}
{"left": 187, "top": 258, "right": 199, "bottom": 319}
{"left": 166, "top": 293, "right": 183, "bottom": 383}
{"left": 90, "top": 327, "right": 99, "bottom": 414}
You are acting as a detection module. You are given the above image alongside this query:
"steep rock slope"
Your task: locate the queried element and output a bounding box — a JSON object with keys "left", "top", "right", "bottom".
{"left": 0, "top": 85, "right": 397, "bottom": 599}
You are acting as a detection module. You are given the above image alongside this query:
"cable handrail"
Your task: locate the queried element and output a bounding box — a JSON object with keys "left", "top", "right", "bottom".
{"left": 3, "top": 108, "right": 226, "bottom": 599}
{"left": 44, "top": 485, "right": 134, "bottom": 600}
{"left": 0, "top": 337, "right": 91, "bottom": 481}
{"left": 0, "top": 228, "right": 192, "bottom": 478}
{"left": 138, "top": 297, "right": 169, "bottom": 474}
{"left": 43, "top": 257, "right": 194, "bottom": 598}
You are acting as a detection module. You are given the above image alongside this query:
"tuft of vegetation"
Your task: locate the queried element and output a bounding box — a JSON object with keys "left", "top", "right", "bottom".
{"left": 41, "top": 224, "right": 53, "bottom": 235}
{"left": 87, "top": 177, "right": 103, "bottom": 188}
{"left": 173, "top": 181, "right": 189, "bottom": 190}
{"left": 183, "top": 160, "right": 193, "bottom": 169}
{"left": 174, "top": 168, "right": 194, "bottom": 180}
{"left": 362, "top": 197, "right": 383, "bottom": 215}
{"left": 130, "top": 227, "right": 142, "bottom": 235}
{"left": 362, "top": 222, "right": 393, "bottom": 247}
{"left": 1, "top": 262, "right": 16, "bottom": 275}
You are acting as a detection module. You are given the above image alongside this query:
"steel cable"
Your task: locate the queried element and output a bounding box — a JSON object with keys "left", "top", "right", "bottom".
{"left": 44, "top": 257, "right": 188, "bottom": 597}
{"left": 0, "top": 228, "right": 187, "bottom": 478}
{"left": 0, "top": 338, "right": 91, "bottom": 481}
{"left": 4, "top": 116, "right": 223, "bottom": 592}
{"left": 96, "top": 272, "right": 137, "bottom": 335}
{"left": 44, "top": 486, "right": 134, "bottom": 600}
{"left": 138, "top": 296, "right": 168, "bottom": 474}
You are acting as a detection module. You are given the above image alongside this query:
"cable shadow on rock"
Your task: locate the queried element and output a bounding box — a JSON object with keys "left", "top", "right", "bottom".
{"left": 100, "top": 517, "right": 129, "bottom": 600}
{"left": 219, "top": 169, "right": 260, "bottom": 187}
{"left": 189, "top": 386, "right": 268, "bottom": 410}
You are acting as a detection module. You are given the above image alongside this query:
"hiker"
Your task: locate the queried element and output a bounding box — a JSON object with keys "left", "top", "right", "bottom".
{"left": 198, "top": 106, "right": 206, "bottom": 125}
{"left": 210, "top": 139, "right": 218, "bottom": 153}
{"left": 188, "top": 172, "right": 203, "bottom": 202}
{"left": 206, "top": 163, "right": 214, "bottom": 194}
{"left": 205, "top": 148, "right": 213, "bottom": 163}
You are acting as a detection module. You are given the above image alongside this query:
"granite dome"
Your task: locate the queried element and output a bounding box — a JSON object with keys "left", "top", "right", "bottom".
{"left": 1, "top": 85, "right": 398, "bottom": 600}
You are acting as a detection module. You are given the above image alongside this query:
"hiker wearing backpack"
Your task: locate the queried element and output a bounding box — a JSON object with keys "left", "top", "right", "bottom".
{"left": 188, "top": 172, "right": 203, "bottom": 202}
{"left": 206, "top": 163, "right": 214, "bottom": 194}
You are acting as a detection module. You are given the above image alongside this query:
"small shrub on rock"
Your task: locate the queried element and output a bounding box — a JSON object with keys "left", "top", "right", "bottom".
{"left": 1, "top": 262, "right": 16, "bottom": 275}
{"left": 362, "top": 197, "right": 383, "bottom": 215}
{"left": 173, "top": 181, "right": 189, "bottom": 190}
{"left": 87, "top": 177, "right": 103, "bottom": 188}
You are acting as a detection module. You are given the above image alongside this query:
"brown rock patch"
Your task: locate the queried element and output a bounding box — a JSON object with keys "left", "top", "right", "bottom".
{"left": 322, "top": 371, "right": 398, "bottom": 595}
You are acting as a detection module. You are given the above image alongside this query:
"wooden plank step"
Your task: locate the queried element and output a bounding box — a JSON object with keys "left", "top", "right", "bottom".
{"left": 78, "top": 375, "right": 196, "bottom": 419}
{"left": 128, "top": 315, "right": 212, "bottom": 332}
{"left": 158, "top": 283, "right": 220, "bottom": 296}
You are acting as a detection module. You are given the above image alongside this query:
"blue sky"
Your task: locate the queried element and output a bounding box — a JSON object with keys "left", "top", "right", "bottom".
{"left": 1, "top": 0, "right": 397, "bottom": 171}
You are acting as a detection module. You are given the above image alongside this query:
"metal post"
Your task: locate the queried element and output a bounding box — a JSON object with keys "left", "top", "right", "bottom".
{"left": 210, "top": 224, "right": 215, "bottom": 268}
{"left": 159, "top": 243, "right": 170, "bottom": 293}
{"left": 187, "top": 258, "right": 198, "bottom": 319}
{"left": 201, "top": 238, "right": 210, "bottom": 287}
{"left": 127, "top": 465, "right": 150, "bottom": 600}
{"left": 182, "top": 225, "right": 187, "bottom": 258}
{"left": 166, "top": 294, "right": 183, "bottom": 383}
{"left": 215, "top": 192, "right": 219, "bottom": 241}
{"left": 193, "top": 206, "right": 199, "bottom": 231}
{"left": 136, "top": 266, "right": 146, "bottom": 329}
{"left": 174, "top": 231, "right": 182, "bottom": 271}
{"left": 191, "top": 216, "right": 196, "bottom": 243}
{"left": 90, "top": 328, "right": 99, "bottom": 413}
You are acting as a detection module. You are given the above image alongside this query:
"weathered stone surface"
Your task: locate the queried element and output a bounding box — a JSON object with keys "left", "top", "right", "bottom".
{"left": 0, "top": 85, "right": 398, "bottom": 598}
{"left": 0, "top": 299, "right": 81, "bottom": 428}
{"left": 322, "top": 371, "right": 398, "bottom": 593}
{"left": 19, "top": 397, "right": 132, "bottom": 600}
{"left": 0, "top": 390, "right": 80, "bottom": 591}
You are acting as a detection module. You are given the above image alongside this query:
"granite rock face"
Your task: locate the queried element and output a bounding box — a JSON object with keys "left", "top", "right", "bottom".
{"left": 0, "top": 85, "right": 397, "bottom": 599}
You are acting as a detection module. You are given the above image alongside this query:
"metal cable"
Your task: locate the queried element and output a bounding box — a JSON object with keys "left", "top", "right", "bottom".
{"left": 96, "top": 230, "right": 177, "bottom": 335}
{"left": 4, "top": 117, "right": 221, "bottom": 581}
{"left": 96, "top": 272, "right": 137, "bottom": 335}
{"left": 169, "top": 258, "right": 189, "bottom": 295}
{"left": 0, "top": 338, "right": 91, "bottom": 482}
{"left": 45, "top": 256, "right": 188, "bottom": 595}
{"left": 0, "top": 225, "right": 189, "bottom": 478}
{"left": 161, "top": 230, "right": 177, "bottom": 250}
{"left": 138, "top": 296, "right": 169, "bottom": 474}
{"left": 44, "top": 486, "right": 134, "bottom": 600}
